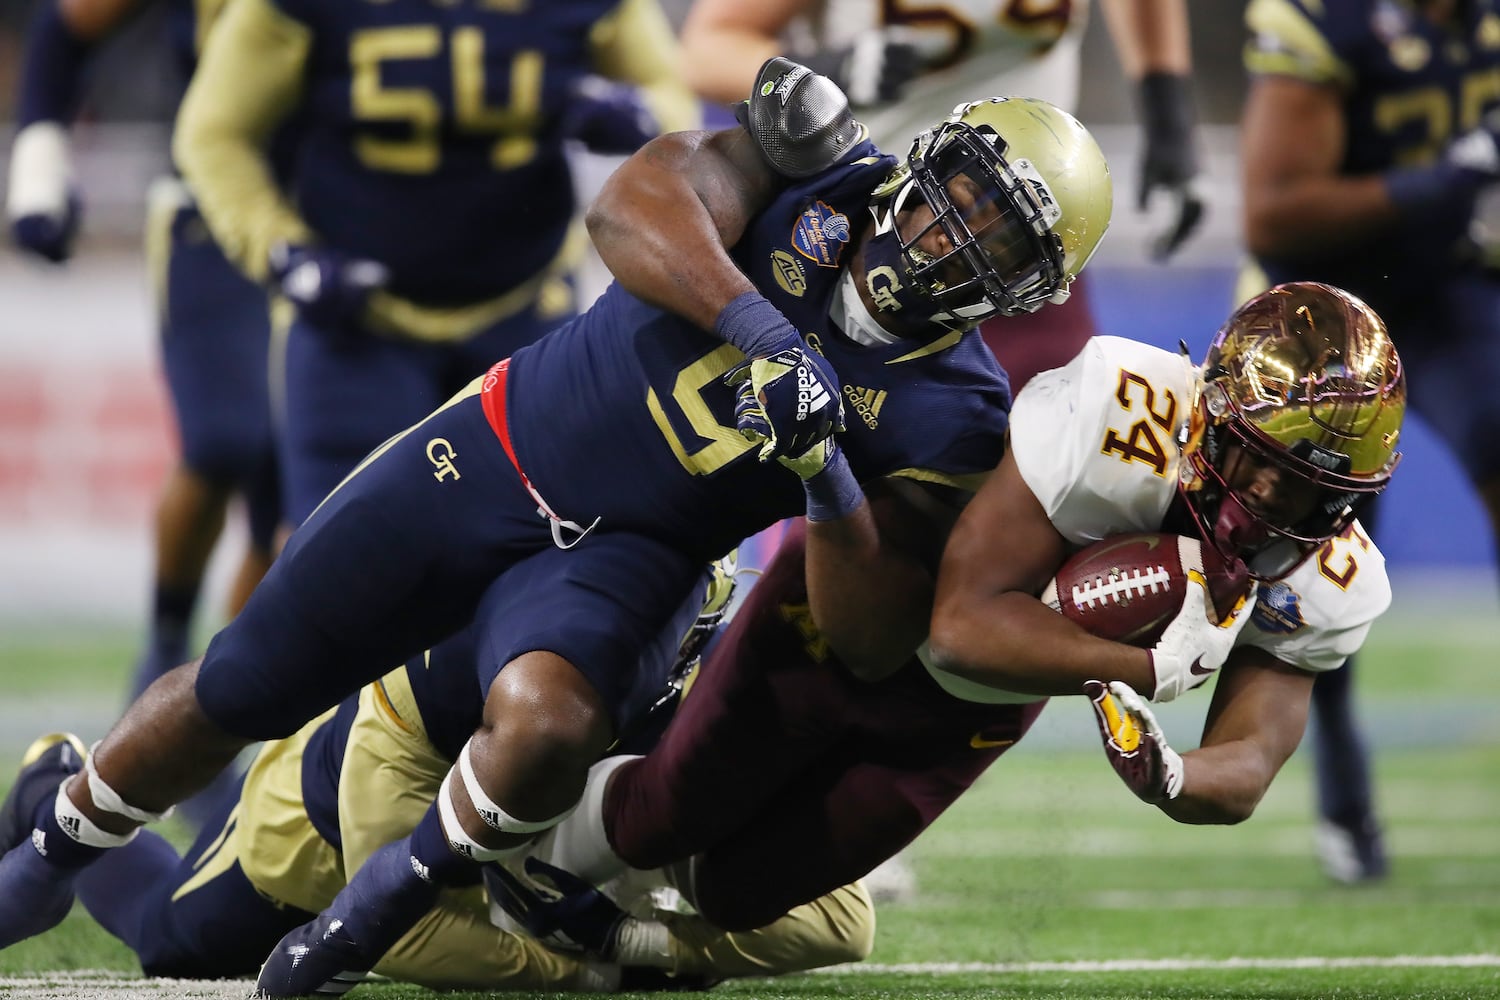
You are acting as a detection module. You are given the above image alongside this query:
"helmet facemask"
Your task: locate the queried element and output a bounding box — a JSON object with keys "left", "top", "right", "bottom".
{"left": 862, "top": 119, "right": 1068, "bottom": 331}
{"left": 1180, "top": 386, "right": 1391, "bottom": 581}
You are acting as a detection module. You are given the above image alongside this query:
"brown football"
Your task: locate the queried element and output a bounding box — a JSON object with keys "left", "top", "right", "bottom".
{"left": 1040, "top": 532, "right": 1252, "bottom": 647}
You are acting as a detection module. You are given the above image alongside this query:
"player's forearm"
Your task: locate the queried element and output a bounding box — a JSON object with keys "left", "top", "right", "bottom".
{"left": 587, "top": 130, "right": 763, "bottom": 331}
{"left": 1099, "top": 0, "right": 1191, "bottom": 79}
{"left": 1243, "top": 173, "right": 1401, "bottom": 259}
{"left": 805, "top": 508, "right": 932, "bottom": 682}
{"left": 171, "top": 0, "right": 313, "bottom": 282}
{"left": 927, "top": 591, "right": 1155, "bottom": 696}
{"left": 1156, "top": 741, "right": 1277, "bottom": 824}
{"left": 679, "top": 25, "right": 781, "bottom": 105}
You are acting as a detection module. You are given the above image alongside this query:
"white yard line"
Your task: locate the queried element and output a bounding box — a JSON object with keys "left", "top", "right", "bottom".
{"left": 3, "top": 954, "right": 1497, "bottom": 996}
{"left": 825, "top": 954, "right": 1500, "bottom": 974}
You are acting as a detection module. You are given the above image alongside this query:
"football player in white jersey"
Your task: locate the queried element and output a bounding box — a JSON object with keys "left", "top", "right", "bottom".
{"left": 490, "top": 283, "right": 1403, "bottom": 946}
{"left": 679, "top": 0, "right": 1203, "bottom": 390}
{"left": 925, "top": 280, "right": 1404, "bottom": 810}
{"left": 675, "top": 0, "right": 1202, "bottom": 899}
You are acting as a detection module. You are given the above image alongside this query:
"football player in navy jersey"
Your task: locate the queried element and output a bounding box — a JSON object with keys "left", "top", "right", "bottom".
{"left": 1240, "top": 0, "right": 1500, "bottom": 881}
{"left": 172, "top": 0, "right": 700, "bottom": 526}
{"left": 0, "top": 61, "right": 1110, "bottom": 992}
{"left": 494, "top": 283, "right": 1404, "bottom": 942}
{"left": 1, "top": 561, "right": 876, "bottom": 989}
{"left": 5, "top": 0, "right": 282, "bottom": 761}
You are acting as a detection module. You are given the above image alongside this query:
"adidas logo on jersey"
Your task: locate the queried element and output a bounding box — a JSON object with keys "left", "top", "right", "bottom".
{"left": 843, "top": 384, "right": 887, "bottom": 429}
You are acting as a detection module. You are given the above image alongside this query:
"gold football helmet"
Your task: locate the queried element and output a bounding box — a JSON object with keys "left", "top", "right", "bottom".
{"left": 864, "top": 96, "right": 1113, "bottom": 327}
{"left": 1180, "top": 282, "right": 1406, "bottom": 579}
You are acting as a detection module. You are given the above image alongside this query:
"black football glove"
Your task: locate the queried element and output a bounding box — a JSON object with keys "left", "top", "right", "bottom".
{"left": 804, "top": 29, "right": 921, "bottom": 109}
{"left": 559, "top": 75, "right": 659, "bottom": 155}
{"left": 1136, "top": 72, "right": 1205, "bottom": 261}
{"left": 268, "top": 242, "right": 388, "bottom": 338}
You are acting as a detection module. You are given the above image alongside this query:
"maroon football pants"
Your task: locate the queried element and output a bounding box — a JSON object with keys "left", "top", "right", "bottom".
{"left": 604, "top": 521, "right": 1047, "bottom": 930}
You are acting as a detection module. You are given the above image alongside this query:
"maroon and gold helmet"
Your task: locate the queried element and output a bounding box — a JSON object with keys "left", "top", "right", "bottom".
{"left": 1179, "top": 282, "right": 1405, "bottom": 580}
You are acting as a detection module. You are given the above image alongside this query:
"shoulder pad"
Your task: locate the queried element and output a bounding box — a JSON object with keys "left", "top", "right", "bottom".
{"left": 734, "top": 57, "right": 865, "bottom": 179}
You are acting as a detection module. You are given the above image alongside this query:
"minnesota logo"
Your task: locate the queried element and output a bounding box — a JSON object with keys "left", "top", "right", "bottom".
{"left": 792, "top": 201, "right": 851, "bottom": 268}
{"left": 843, "top": 384, "right": 887, "bottom": 429}
{"left": 770, "top": 249, "right": 807, "bottom": 297}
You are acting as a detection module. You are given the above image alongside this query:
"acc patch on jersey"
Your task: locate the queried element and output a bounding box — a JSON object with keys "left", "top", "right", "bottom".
{"left": 793, "top": 201, "right": 851, "bottom": 267}
{"left": 1251, "top": 581, "right": 1306, "bottom": 635}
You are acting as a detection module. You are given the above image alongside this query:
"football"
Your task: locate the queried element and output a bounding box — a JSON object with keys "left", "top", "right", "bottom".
{"left": 1040, "top": 532, "right": 1251, "bottom": 647}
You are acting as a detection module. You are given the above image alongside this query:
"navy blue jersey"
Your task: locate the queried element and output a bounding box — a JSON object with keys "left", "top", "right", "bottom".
{"left": 505, "top": 147, "right": 1012, "bottom": 562}
{"left": 1245, "top": 0, "right": 1500, "bottom": 288}
{"left": 260, "top": 0, "right": 627, "bottom": 304}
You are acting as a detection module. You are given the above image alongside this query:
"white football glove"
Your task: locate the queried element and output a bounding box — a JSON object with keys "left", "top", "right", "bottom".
{"left": 7, "top": 120, "right": 80, "bottom": 263}
{"left": 1146, "top": 573, "right": 1256, "bottom": 702}
{"left": 1085, "top": 679, "right": 1184, "bottom": 803}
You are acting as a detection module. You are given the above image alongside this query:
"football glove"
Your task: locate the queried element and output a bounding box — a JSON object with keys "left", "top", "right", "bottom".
{"left": 267, "top": 242, "right": 389, "bottom": 337}
{"left": 1145, "top": 574, "right": 1256, "bottom": 702}
{"left": 7, "top": 121, "right": 81, "bottom": 264}
{"left": 723, "top": 346, "right": 844, "bottom": 462}
{"left": 1135, "top": 73, "right": 1205, "bottom": 262}
{"left": 559, "top": 75, "right": 659, "bottom": 155}
{"left": 486, "top": 857, "right": 627, "bottom": 960}
{"left": 1387, "top": 109, "right": 1500, "bottom": 225}
{"left": 1084, "top": 679, "right": 1184, "bottom": 803}
{"left": 804, "top": 29, "right": 922, "bottom": 108}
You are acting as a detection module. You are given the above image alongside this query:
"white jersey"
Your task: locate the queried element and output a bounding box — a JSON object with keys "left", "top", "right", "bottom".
{"left": 793, "top": 0, "right": 1088, "bottom": 152}
{"left": 1012, "top": 335, "right": 1391, "bottom": 674}
{"left": 923, "top": 336, "right": 1391, "bottom": 703}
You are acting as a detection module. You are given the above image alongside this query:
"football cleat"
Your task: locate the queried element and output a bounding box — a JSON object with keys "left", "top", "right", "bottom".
{"left": 1316, "top": 816, "right": 1389, "bottom": 884}
{"left": 0, "top": 733, "right": 87, "bottom": 853}
{"left": 254, "top": 838, "right": 438, "bottom": 996}
{"left": 861, "top": 853, "right": 919, "bottom": 904}
{"left": 253, "top": 911, "right": 371, "bottom": 997}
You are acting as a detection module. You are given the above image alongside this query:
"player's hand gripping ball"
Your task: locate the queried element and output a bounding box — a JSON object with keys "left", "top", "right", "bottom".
{"left": 1040, "top": 532, "right": 1251, "bottom": 646}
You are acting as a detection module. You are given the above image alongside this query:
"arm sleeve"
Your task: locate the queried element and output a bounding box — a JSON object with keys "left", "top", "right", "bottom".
{"left": 171, "top": 0, "right": 315, "bottom": 282}
{"left": 588, "top": 0, "right": 702, "bottom": 133}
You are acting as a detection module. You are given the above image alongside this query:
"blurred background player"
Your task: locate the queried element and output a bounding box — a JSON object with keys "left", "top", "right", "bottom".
{"left": 172, "top": 0, "right": 699, "bottom": 526}
{"left": 1239, "top": 0, "right": 1500, "bottom": 882}
{"left": 677, "top": 0, "right": 1204, "bottom": 390}
{"left": 673, "top": 0, "right": 1204, "bottom": 899}
{"left": 0, "top": 558, "right": 876, "bottom": 989}
{"left": 6, "top": 0, "right": 281, "bottom": 757}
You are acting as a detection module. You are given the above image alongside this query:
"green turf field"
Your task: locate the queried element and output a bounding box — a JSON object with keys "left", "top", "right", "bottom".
{"left": 0, "top": 597, "right": 1496, "bottom": 999}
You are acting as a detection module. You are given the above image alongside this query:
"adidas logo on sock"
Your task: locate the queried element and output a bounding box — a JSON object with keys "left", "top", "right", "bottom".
{"left": 409, "top": 854, "right": 432, "bottom": 882}
{"left": 31, "top": 829, "right": 47, "bottom": 857}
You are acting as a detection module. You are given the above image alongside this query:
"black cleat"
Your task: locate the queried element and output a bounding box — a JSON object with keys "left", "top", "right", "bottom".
{"left": 253, "top": 911, "right": 372, "bottom": 997}
{"left": 0, "top": 733, "right": 87, "bottom": 853}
